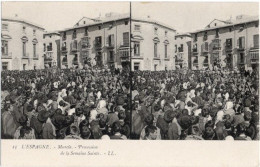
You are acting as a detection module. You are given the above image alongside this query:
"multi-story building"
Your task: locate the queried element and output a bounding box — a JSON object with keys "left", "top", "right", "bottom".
{"left": 59, "top": 13, "right": 176, "bottom": 71}
{"left": 1, "top": 17, "right": 45, "bottom": 70}
{"left": 131, "top": 16, "right": 176, "bottom": 71}
{"left": 190, "top": 15, "right": 259, "bottom": 71}
{"left": 43, "top": 31, "right": 60, "bottom": 68}
{"left": 174, "top": 33, "right": 191, "bottom": 69}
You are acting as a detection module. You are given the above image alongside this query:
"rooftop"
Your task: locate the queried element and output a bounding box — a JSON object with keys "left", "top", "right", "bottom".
{"left": 2, "top": 17, "right": 45, "bottom": 30}
{"left": 59, "top": 13, "right": 176, "bottom": 32}
{"left": 190, "top": 15, "right": 259, "bottom": 34}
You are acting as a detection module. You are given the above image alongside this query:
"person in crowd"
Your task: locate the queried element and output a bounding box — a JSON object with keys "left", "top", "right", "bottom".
{"left": 1, "top": 67, "right": 258, "bottom": 140}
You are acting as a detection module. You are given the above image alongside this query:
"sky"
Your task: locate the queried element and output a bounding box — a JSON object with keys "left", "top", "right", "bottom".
{"left": 2, "top": 2, "right": 259, "bottom": 33}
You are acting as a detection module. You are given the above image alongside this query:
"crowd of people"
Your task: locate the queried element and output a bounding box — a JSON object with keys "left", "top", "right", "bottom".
{"left": 1, "top": 67, "right": 259, "bottom": 140}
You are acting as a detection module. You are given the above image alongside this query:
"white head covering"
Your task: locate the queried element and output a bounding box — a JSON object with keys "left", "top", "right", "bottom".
{"left": 89, "top": 110, "right": 98, "bottom": 122}
{"left": 97, "top": 91, "right": 102, "bottom": 100}
{"left": 67, "top": 108, "right": 75, "bottom": 116}
{"left": 225, "top": 136, "right": 234, "bottom": 140}
{"left": 101, "top": 135, "right": 110, "bottom": 140}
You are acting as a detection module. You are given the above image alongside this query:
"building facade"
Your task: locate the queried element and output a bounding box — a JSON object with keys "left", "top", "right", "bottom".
{"left": 190, "top": 15, "right": 259, "bottom": 71}
{"left": 174, "top": 33, "right": 191, "bottom": 69}
{"left": 1, "top": 17, "right": 45, "bottom": 70}
{"left": 59, "top": 13, "right": 176, "bottom": 71}
{"left": 43, "top": 32, "right": 60, "bottom": 68}
{"left": 59, "top": 13, "right": 130, "bottom": 69}
{"left": 131, "top": 17, "right": 176, "bottom": 71}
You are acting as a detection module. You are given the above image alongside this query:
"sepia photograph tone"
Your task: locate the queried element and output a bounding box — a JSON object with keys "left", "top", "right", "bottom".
{"left": 1, "top": 1, "right": 259, "bottom": 143}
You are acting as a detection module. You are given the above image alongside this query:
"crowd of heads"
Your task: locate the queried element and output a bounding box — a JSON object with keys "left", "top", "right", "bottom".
{"left": 1, "top": 67, "right": 259, "bottom": 140}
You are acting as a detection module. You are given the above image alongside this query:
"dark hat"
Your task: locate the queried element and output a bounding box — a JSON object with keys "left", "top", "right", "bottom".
{"left": 116, "top": 97, "right": 125, "bottom": 106}
{"left": 164, "top": 110, "right": 176, "bottom": 123}
{"left": 244, "top": 98, "right": 251, "bottom": 107}
{"left": 37, "top": 110, "right": 50, "bottom": 122}
{"left": 178, "top": 115, "right": 192, "bottom": 130}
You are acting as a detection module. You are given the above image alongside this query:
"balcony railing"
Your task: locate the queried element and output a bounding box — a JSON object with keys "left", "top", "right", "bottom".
{"left": 237, "top": 44, "right": 245, "bottom": 51}
{"left": 47, "top": 46, "right": 52, "bottom": 51}
{"left": 193, "top": 48, "right": 198, "bottom": 53}
{"left": 95, "top": 42, "right": 102, "bottom": 48}
{"left": 61, "top": 46, "right": 67, "bottom": 52}
{"left": 212, "top": 45, "right": 221, "bottom": 51}
{"left": 1, "top": 52, "right": 12, "bottom": 59}
{"left": 225, "top": 45, "right": 232, "bottom": 52}
{"left": 178, "top": 47, "right": 184, "bottom": 53}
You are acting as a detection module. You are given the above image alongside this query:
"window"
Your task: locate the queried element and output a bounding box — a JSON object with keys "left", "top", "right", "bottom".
{"left": 123, "top": 32, "right": 129, "bottom": 46}
{"left": 255, "top": 23, "right": 259, "bottom": 28}
{"left": 1, "top": 41, "right": 8, "bottom": 55}
{"left": 238, "top": 36, "right": 245, "bottom": 49}
{"left": 165, "top": 44, "right": 168, "bottom": 58}
{"left": 85, "top": 28, "right": 88, "bottom": 36}
{"left": 175, "top": 45, "right": 177, "bottom": 53}
{"left": 23, "top": 42, "right": 26, "bottom": 57}
{"left": 194, "top": 34, "right": 197, "bottom": 41}
{"left": 73, "top": 30, "right": 77, "bottom": 39}
{"left": 49, "top": 35, "right": 52, "bottom": 38}
{"left": 83, "top": 21, "right": 86, "bottom": 24}
{"left": 240, "top": 53, "right": 244, "bottom": 63}
{"left": 215, "top": 23, "right": 217, "bottom": 26}
{"left": 63, "top": 32, "right": 66, "bottom": 40}
{"left": 154, "top": 43, "right": 158, "bottom": 57}
{"left": 98, "top": 26, "right": 101, "bottom": 30}
{"left": 134, "top": 25, "right": 141, "bottom": 31}
{"left": 95, "top": 36, "right": 102, "bottom": 47}
{"left": 48, "top": 43, "right": 52, "bottom": 51}
{"left": 216, "top": 29, "right": 219, "bottom": 38}
{"left": 229, "top": 27, "right": 232, "bottom": 32}
{"left": 154, "top": 27, "right": 158, "bottom": 35}
{"left": 108, "top": 34, "right": 114, "bottom": 47}
{"left": 165, "top": 31, "right": 168, "bottom": 37}
{"left": 179, "top": 44, "right": 184, "bottom": 52}
{"left": 109, "top": 51, "right": 114, "bottom": 61}
{"left": 134, "top": 42, "right": 140, "bottom": 56}
{"left": 125, "top": 21, "right": 129, "bottom": 25}
{"left": 33, "top": 44, "right": 36, "bottom": 57}
{"left": 33, "top": 29, "right": 36, "bottom": 35}
{"left": 134, "top": 62, "right": 140, "bottom": 71}
{"left": 43, "top": 43, "right": 46, "bottom": 52}
{"left": 204, "top": 32, "right": 208, "bottom": 41}
{"left": 23, "top": 64, "right": 26, "bottom": 70}
{"left": 2, "top": 24, "right": 8, "bottom": 30}
{"left": 2, "top": 62, "right": 8, "bottom": 70}
{"left": 253, "top": 34, "right": 259, "bottom": 48}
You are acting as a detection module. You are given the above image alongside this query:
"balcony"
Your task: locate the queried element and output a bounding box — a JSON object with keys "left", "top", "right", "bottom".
{"left": 237, "top": 45, "right": 245, "bottom": 51}
{"left": 193, "top": 48, "right": 198, "bottom": 53}
{"left": 22, "top": 53, "right": 29, "bottom": 59}
{"left": 47, "top": 46, "right": 52, "bottom": 52}
{"left": 73, "top": 59, "right": 78, "bottom": 65}
{"left": 95, "top": 42, "right": 102, "bottom": 49}
{"left": 44, "top": 54, "right": 53, "bottom": 61}
{"left": 62, "top": 36, "right": 66, "bottom": 41}
{"left": 61, "top": 46, "right": 67, "bottom": 52}
{"left": 178, "top": 47, "right": 184, "bottom": 53}
{"left": 81, "top": 37, "right": 91, "bottom": 50}
{"left": 1, "top": 52, "right": 12, "bottom": 59}
{"left": 212, "top": 45, "right": 221, "bottom": 51}
{"left": 225, "top": 45, "right": 232, "bottom": 52}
